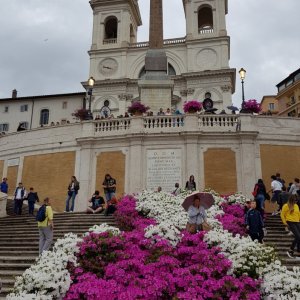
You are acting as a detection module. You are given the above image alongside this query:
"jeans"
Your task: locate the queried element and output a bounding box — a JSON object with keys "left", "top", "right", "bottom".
{"left": 105, "top": 191, "right": 115, "bottom": 202}
{"left": 39, "top": 226, "right": 53, "bottom": 254}
{"left": 287, "top": 221, "right": 300, "bottom": 252}
{"left": 28, "top": 201, "right": 35, "bottom": 215}
{"left": 256, "top": 194, "right": 265, "bottom": 210}
{"left": 65, "top": 191, "right": 77, "bottom": 212}
{"left": 14, "top": 199, "right": 23, "bottom": 215}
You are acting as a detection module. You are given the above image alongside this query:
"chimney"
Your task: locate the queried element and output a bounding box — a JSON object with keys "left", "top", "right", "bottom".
{"left": 12, "top": 89, "right": 17, "bottom": 99}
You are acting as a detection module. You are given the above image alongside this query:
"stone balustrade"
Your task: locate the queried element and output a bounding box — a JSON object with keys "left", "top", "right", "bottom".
{"left": 93, "top": 114, "right": 239, "bottom": 136}
{"left": 0, "top": 192, "right": 7, "bottom": 218}
{"left": 130, "top": 37, "right": 186, "bottom": 48}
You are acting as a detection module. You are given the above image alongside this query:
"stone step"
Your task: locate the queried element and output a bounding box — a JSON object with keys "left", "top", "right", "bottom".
{"left": 0, "top": 287, "right": 12, "bottom": 298}
{"left": 0, "top": 250, "right": 38, "bottom": 256}
{"left": 0, "top": 256, "right": 36, "bottom": 264}
{"left": 0, "top": 270, "right": 24, "bottom": 279}
{"left": 0, "top": 263, "right": 32, "bottom": 270}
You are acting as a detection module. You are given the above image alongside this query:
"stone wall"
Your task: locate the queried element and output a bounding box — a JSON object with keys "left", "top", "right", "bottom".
{"left": 95, "top": 151, "right": 125, "bottom": 199}
{"left": 204, "top": 148, "right": 237, "bottom": 194}
{"left": 22, "top": 152, "right": 76, "bottom": 212}
{"left": 7, "top": 166, "right": 18, "bottom": 195}
{"left": 260, "top": 144, "right": 300, "bottom": 189}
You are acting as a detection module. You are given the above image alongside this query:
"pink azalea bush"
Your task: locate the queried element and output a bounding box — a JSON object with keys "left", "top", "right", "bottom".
{"left": 64, "top": 196, "right": 261, "bottom": 300}
{"left": 183, "top": 100, "right": 202, "bottom": 113}
{"left": 127, "top": 102, "right": 149, "bottom": 114}
{"left": 216, "top": 203, "right": 247, "bottom": 237}
{"left": 243, "top": 99, "right": 261, "bottom": 113}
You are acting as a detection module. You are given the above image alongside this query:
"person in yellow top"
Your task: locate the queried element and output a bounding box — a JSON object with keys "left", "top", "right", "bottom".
{"left": 37, "top": 197, "right": 54, "bottom": 255}
{"left": 280, "top": 194, "right": 300, "bottom": 258}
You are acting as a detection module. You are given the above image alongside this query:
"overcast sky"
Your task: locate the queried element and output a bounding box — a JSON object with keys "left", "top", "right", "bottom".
{"left": 0, "top": 0, "right": 299, "bottom": 107}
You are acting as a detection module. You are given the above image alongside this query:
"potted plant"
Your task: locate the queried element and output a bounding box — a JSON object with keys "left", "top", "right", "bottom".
{"left": 72, "top": 108, "right": 91, "bottom": 121}
{"left": 183, "top": 100, "right": 202, "bottom": 114}
{"left": 242, "top": 99, "right": 261, "bottom": 114}
{"left": 127, "top": 101, "right": 149, "bottom": 116}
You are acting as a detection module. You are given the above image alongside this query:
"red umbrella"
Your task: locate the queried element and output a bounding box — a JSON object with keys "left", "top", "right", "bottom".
{"left": 182, "top": 192, "right": 215, "bottom": 211}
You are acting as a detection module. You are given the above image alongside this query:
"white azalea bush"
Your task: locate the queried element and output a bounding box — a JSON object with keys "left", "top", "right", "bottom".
{"left": 7, "top": 233, "right": 82, "bottom": 299}
{"left": 87, "top": 223, "right": 121, "bottom": 236}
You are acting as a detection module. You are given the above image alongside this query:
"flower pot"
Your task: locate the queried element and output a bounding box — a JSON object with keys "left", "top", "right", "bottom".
{"left": 187, "top": 109, "right": 197, "bottom": 114}
{"left": 132, "top": 111, "right": 143, "bottom": 116}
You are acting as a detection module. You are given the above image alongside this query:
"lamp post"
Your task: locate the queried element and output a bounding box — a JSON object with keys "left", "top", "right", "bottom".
{"left": 239, "top": 68, "right": 246, "bottom": 109}
{"left": 87, "top": 76, "right": 95, "bottom": 120}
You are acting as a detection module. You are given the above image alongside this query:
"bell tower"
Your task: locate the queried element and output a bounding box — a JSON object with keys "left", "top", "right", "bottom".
{"left": 89, "top": 0, "right": 142, "bottom": 50}
{"left": 183, "top": 0, "right": 228, "bottom": 40}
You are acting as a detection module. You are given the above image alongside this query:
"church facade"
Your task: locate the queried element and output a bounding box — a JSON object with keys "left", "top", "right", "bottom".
{"left": 88, "top": 0, "right": 235, "bottom": 116}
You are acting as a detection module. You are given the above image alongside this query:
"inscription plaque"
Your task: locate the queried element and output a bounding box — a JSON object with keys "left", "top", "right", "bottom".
{"left": 146, "top": 149, "right": 182, "bottom": 192}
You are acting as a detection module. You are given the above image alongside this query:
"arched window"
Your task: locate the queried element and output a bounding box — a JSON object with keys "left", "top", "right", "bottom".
{"left": 198, "top": 6, "right": 213, "bottom": 33}
{"left": 104, "top": 16, "right": 118, "bottom": 40}
{"left": 40, "top": 109, "right": 49, "bottom": 125}
{"left": 138, "top": 63, "right": 176, "bottom": 78}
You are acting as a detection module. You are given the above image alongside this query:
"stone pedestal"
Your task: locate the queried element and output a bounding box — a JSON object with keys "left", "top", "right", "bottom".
{"left": 0, "top": 192, "right": 7, "bottom": 218}
{"left": 139, "top": 78, "right": 174, "bottom": 112}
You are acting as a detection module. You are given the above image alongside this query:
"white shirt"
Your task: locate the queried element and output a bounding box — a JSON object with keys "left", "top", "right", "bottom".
{"left": 15, "top": 187, "right": 27, "bottom": 199}
{"left": 271, "top": 180, "right": 282, "bottom": 191}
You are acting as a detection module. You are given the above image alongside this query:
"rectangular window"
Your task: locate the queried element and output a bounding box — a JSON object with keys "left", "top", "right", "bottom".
{"left": 4, "top": 106, "right": 9, "bottom": 113}
{"left": 20, "top": 104, "right": 28, "bottom": 112}
{"left": 0, "top": 123, "right": 9, "bottom": 131}
{"left": 62, "top": 101, "right": 68, "bottom": 109}
{"left": 268, "top": 103, "right": 275, "bottom": 111}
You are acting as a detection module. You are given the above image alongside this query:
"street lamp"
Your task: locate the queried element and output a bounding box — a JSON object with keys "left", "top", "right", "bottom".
{"left": 87, "top": 76, "right": 95, "bottom": 120}
{"left": 239, "top": 68, "right": 246, "bottom": 109}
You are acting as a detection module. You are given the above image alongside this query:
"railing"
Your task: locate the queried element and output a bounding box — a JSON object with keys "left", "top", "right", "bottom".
{"left": 94, "top": 118, "right": 131, "bottom": 133}
{"left": 103, "top": 38, "right": 117, "bottom": 45}
{"left": 144, "top": 116, "right": 185, "bottom": 129}
{"left": 130, "top": 37, "right": 186, "bottom": 48}
{"left": 198, "top": 115, "right": 239, "bottom": 130}
{"left": 198, "top": 28, "right": 214, "bottom": 34}
{"left": 93, "top": 115, "right": 240, "bottom": 136}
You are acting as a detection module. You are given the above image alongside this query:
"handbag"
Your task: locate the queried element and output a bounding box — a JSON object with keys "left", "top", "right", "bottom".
{"left": 202, "top": 222, "right": 211, "bottom": 232}
{"left": 252, "top": 184, "right": 258, "bottom": 197}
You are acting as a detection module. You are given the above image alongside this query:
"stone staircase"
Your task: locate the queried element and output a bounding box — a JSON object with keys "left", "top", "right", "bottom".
{"left": 0, "top": 200, "right": 116, "bottom": 298}
{"left": 264, "top": 213, "right": 300, "bottom": 270}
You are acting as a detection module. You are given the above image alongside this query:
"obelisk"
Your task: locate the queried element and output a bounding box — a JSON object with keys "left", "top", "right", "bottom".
{"left": 139, "top": 0, "right": 173, "bottom": 112}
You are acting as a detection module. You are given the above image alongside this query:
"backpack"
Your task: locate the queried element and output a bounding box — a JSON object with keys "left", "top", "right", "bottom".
{"left": 36, "top": 205, "right": 47, "bottom": 222}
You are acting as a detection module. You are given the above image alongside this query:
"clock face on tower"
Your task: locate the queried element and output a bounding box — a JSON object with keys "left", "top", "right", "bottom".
{"left": 99, "top": 58, "right": 118, "bottom": 76}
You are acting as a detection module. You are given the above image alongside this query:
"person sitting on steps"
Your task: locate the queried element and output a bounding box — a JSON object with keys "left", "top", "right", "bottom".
{"left": 86, "top": 190, "right": 105, "bottom": 214}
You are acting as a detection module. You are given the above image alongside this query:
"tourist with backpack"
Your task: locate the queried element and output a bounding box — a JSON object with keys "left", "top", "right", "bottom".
{"left": 65, "top": 176, "right": 80, "bottom": 212}
{"left": 37, "top": 197, "right": 53, "bottom": 254}
{"left": 13, "top": 182, "right": 27, "bottom": 215}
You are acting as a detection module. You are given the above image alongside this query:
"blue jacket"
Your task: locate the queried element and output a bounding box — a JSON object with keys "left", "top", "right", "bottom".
{"left": 0, "top": 182, "right": 8, "bottom": 193}
{"left": 246, "top": 209, "right": 264, "bottom": 233}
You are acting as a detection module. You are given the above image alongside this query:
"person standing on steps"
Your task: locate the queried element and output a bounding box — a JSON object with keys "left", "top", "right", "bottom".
{"left": 281, "top": 194, "right": 300, "bottom": 258}
{"left": 26, "top": 187, "right": 39, "bottom": 215}
{"left": 102, "top": 174, "right": 116, "bottom": 204}
{"left": 37, "top": 197, "right": 53, "bottom": 254}
{"left": 185, "top": 175, "right": 196, "bottom": 191}
{"left": 0, "top": 177, "right": 8, "bottom": 194}
{"left": 14, "top": 182, "right": 27, "bottom": 215}
{"left": 246, "top": 200, "right": 264, "bottom": 243}
{"left": 65, "top": 176, "right": 80, "bottom": 212}
{"left": 269, "top": 175, "right": 282, "bottom": 215}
